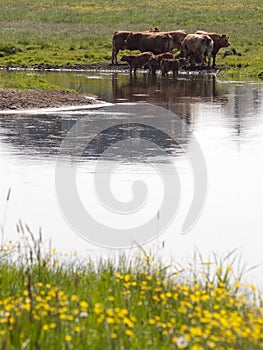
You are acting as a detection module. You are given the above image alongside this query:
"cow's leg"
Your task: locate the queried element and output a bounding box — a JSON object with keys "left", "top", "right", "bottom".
{"left": 207, "top": 54, "right": 211, "bottom": 67}
{"left": 190, "top": 54, "right": 195, "bottom": 66}
{"left": 149, "top": 66, "right": 156, "bottom": 75}
{"left": 111, "top": 46, "right": 115, "bottom": 64}
{"left": 148, "top": 63, "right": 152, "bottom": 75}
{"left": 212, "top": 54, "right": 216, "bottom": 68}
{"left": 111, "top": 45, "right": 118, "bottom": 64}
{"left": 200, "top": 53, "right": 205, "bottom": 66}
{"left": 173, "top": 68, "right": 178, "bottom": 77}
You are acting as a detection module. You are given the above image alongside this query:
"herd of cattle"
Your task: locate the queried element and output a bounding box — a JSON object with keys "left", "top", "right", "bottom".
{"left": 111, "top": 28, "right": 230, "bottom": 75}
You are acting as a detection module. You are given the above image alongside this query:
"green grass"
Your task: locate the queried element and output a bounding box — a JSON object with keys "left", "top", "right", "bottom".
{"left": 0, "top": 0, "right": 263, "bottom": 80}
{"left": 0, "top": 227, "right": 263, "bottom": 349}
{"left": 0, "top": 70, "right": 73, "bottom": 91}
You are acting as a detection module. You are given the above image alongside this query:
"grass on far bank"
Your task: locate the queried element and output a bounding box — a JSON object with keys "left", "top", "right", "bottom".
{"left": 0, "top": 0, "right": 263, "bottom": 80}
{"left": 0, "top": 222, "right": 263, "bottom": 350}
{"left": 0, "top": 70, "right": 72, "bottom": 91}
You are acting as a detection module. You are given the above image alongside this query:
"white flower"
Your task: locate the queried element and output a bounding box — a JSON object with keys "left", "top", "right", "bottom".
{"left": 176, "top": 335, "right": 188, "bottom": 348}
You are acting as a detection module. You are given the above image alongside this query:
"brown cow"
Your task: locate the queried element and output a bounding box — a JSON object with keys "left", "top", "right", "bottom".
{"left": 120, "top": 52, "right": 154, "bottom": 75}
{"left": 165, "top": 30, "right": 188, "bottom": 50}
{"left": 124, "top": 32, "right": 173, "bottom": 55}
{"left": 196, "top": 31, "right": 230, "bottom": 67}
{"left": 148, "top": 27, "right": 160, "bottom": 32}
{"left": 160, "top": 57, "right": 187, "bottom": 77}
{"left": 149, "top": 52, "right": 174, "bottom": 75}
{"left": 150, "top": 30, "right": 188, "bottom": 50}
{"left": 180, "top": 34, "right": 214, "bottom": 67}
{"left": 111, "top": 28, "right": 160, "bottom": 64}
{"left": 112, "top": 31, "right": 130, "bottom": 64}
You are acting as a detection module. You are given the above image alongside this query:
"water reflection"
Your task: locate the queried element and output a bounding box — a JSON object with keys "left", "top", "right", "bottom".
{"left": 0, "top": 111, "right": 188, "bottom": 160}
{"left": 42, "top": 71, "right": 263, "bottom": 132}
{"left": 1, "top": 71, "right": 262, "bottom": 158}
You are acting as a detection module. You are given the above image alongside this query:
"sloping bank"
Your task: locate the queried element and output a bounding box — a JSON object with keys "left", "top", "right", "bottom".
{"left": 0, "top": 88, "right": 102, "bottom": 112}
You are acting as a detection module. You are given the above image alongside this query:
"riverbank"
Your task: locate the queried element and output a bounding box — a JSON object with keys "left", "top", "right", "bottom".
{"left": 0, "top": 88, "right": 99, "bottom": 111}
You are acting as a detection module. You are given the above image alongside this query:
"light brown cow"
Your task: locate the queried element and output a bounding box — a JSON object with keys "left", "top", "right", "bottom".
{"left": 195, "top": 31, "right": 230, "bottom": 67}
{"left": 111, "top": 28, "right": 160, "bottom": 64}
{"left": 152, "top": 30, "right": 188, "bottom": 50}
{"left": 112, "top": 31, "right": 130, "bottom": 64}
{"left": 160, "top": 58, "right": 187, "bottom": 77}
{"left": 180, "top": 33, "right": 214, "bottom": 66}
{"left": 149, "top": 52, "right": 174, "bottom": 75}
{"left": 124, "top": 32, "right": 173, "bottom": 56}
{"left": 166, "top": 30, "right": 188, "bottom": 50}
{"left": 120, "top": 52, "right": 154, "bottom": 75}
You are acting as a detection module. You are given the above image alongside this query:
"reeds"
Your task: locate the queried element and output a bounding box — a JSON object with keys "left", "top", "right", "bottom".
{"left": 0, "top": 227, "right": 262, "bottom": 349}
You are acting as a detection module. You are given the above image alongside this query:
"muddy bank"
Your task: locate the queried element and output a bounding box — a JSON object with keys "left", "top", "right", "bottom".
{"left": 0, "top": 88, "right": 99, "bottom": 111}
{"left": 2, "top": 62, "right": 220, "bottom": 73}
{"left": 2, "top": 62, "right": 129, "bottom": 72}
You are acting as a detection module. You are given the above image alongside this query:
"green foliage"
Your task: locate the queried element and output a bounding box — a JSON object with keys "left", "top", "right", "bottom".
{"left": 0, "top": 231, "right": 263, "bottom": 349}
{"left": 0, "top": 71, "right": 72, "bottom": 91}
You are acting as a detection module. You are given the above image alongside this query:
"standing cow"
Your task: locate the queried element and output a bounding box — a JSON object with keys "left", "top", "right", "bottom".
{"left": 111, "top": 28, "right": 161, "bottom": 64}
{"left": 124, "top": 32, "right": 173, "bottom": 55}
{"left": 112, "top": 31, "right": 130, "bottom": 64}
{"left": 180, "top": 33, "right": 214, "bottom": 67}
{"left": 196, "top": 31, "right": 230, "bottom": 67}
{"left": 165, "top": 30, "right": 188, "bottom": 50}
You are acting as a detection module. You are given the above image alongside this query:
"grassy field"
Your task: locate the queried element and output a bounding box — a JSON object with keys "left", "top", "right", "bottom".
{"left": 0, "top": 0, "right": 263, "bottom": 80}
{"left": 0, "top": 229, "right": 263, "bottom": 350}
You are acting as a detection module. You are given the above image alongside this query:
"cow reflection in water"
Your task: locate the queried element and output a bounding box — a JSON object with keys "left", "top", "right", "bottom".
{"left": 112, "top": 73, "right": 228, "bottom": 123}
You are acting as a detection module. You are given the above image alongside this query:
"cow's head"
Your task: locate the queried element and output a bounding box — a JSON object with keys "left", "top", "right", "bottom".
{"left": 220, "top": 35, "right": 230, "bottom": 47}
{"left": 149, "top": 27, "right": 160, "bottom": 32}
{"left": 120, "top": 55, "right": 128, "bottom": 62}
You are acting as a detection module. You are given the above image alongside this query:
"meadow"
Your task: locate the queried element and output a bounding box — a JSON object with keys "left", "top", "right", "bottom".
{"left": 1, "top": 227, "right": 263, "bottom": 350}
{"left": 0, "top": 0, "right": 263, "bottom": 80}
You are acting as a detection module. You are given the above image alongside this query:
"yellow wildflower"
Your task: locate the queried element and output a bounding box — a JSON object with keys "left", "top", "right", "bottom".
{"left": 65, "top": 335, "right": 72, "bottom": 341}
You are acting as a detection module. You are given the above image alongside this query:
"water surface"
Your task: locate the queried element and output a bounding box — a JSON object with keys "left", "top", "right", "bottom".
{"left": 0, "top": 71, "right": 263, "bottom": 283}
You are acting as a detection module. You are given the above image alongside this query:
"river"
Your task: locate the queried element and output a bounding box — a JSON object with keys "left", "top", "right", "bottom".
{"left": 0, "top": 71, "right": 263, "bottom": 283}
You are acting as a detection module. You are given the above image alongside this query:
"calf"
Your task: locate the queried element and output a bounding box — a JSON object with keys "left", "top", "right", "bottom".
{"left": 149, "top": 52, "right": 174, "bottom": 75}
{"left": 120, "top": 52, "right": 154, "bottom": 74}
{"left": 196, "top": 31, "right": 230, "bottom": 67}
{"left": 160, "top": 57, "right": 187, "bottom": 77}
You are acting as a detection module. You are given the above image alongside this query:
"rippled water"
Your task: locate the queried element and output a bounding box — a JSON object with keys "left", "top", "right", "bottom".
{"left": 1, "top": 71, "right": 263, "bottom": 282}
